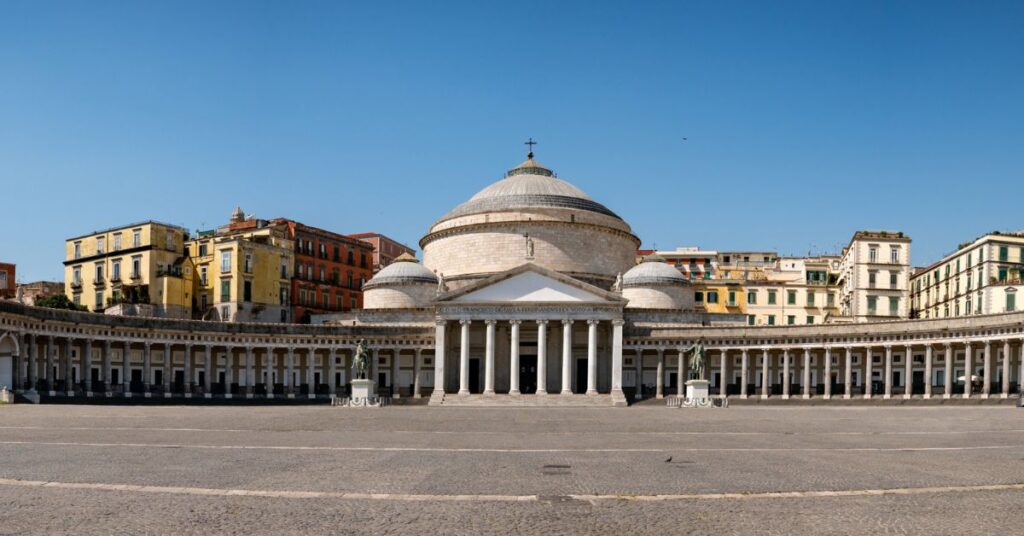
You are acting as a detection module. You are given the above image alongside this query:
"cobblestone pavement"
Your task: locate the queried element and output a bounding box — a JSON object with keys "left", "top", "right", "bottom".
{"left": 1, "top": 405, "right": 1023, "bottom": 534}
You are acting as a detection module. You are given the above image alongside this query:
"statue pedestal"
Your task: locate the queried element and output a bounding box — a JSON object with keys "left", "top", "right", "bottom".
{"left": 686, "top": 380, "right": 710, "bottom": 403}
{"left": 351, "top": 379, "right": 376, "bottom": 400}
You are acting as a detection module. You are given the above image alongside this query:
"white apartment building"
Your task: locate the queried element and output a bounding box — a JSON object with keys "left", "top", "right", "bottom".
{"left": 911, "top": 232, "right": 1024, "bottom": 318}
{"left": 836, "top": 231, "right": 911, "bottom": 321}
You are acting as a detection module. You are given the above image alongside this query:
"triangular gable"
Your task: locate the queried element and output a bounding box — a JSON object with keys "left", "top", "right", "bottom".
{"left": 440, "top": 264, "right": 623, "bottom": 304}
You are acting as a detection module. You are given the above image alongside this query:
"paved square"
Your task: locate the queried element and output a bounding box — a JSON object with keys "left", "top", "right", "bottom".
{"left": 1, "top": 405, "right": 1023, "bottom": 534}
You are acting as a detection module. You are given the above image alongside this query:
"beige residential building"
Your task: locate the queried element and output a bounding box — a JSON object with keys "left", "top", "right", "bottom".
{"left": 836, "top": 231, "right": 911, "bottom": 321}
{"left": 743, "top": 256, "right": 841, "bottom": 326}
{"left": 64, "top": 221, "right": 192, "bottom": 317}
{"left": 911, "top": 232, "right": 1024, "bottom": 319}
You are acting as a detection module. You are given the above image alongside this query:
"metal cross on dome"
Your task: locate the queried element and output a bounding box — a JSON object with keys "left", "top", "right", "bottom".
{"left": 524, "top": 138, "right": 537, "bottom": 158}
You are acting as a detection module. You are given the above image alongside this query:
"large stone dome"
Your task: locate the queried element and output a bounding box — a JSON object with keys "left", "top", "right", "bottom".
{"left": 421, "top": 155, "right": 640, "bottom": 289}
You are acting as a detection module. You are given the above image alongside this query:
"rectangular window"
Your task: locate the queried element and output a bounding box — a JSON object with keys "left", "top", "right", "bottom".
{"left": 747, "top": 315, "right": 755, "bottom": 326}
{"left": 868, "top": 271, "right": 877, "bottom": 287}
{"left": 322, "top": 291, "right": 329, "bottom": 307}
{"left": 113, "top": 234, "right": 121, "bottom": 251}
{"left": 1008, "top": 293, "right": 1016, "bottom": 312}
{"left": 166, "top": 231, "right": 174, "bottom": 250}
{"left": 768, "top": 291, "right": 777, "bottom": 305}
{"left": 73, "top": 294, "right": 81, "bottom": 306}
{"left": 112, "top": 260, "right": 121, "bottom": 280}
{"left": 867, "top": 296, "right": 877, "bottom": 315}
{"left": 220, "top": 280, "right": 230, "bottom": 302}
{"left": 244, "top": 252, "right": 253, "bottom": 273}
{"left": 95, "top": 263, "right": 104, "bottom": 282}
{"left": 199, "top": 243, "right": 208, "bottom": 257}
{"left": 746, "top": 291, "right": 757, "bottom": 304}
{"left": 74, "top": 242, "right": 81, "bottom": 259}
{"left": 806, "top": 316, "right": 815, "bottom": 324}
{"left": 890, "top": 247, "right": 899, "bottom": 264}
{"left": 728, "top": 291, "right": 736, "bottom": 306}
{"left": 890, "top": 272, "right": 898, "bottom": 289}
{"left": 787, "top": 315, "right": 795, "bottom": 325}
{"left": 243, "top": 281, "right": 252, "bottom": 302}
{"left": 73, "top": 267, "right": 82, "bottom": 285}
{"left": 806, "top": 291, "right": 814, "bottom": 306}
{"left": 95, "top": 291, "right": 104, "bottom": 309}
{"left": 998, "top": 268, "right": 1008, "bottom": 282}
{"left": 221, "top": 251, "right": 232, "bottom": 273}
{"left": 132, "top": 230, "right": 141, "bottom": 247}
{"left": 707, "top": 291, "right": 718, "bottom": 304}
{"left": 787, "top": 290, "right": 796, "bottom": 305}
{"left": 999, "top": 246, "right": 1008, "bottom": 261}
{"left": 200, "top": 266, "right": 208, "bottom": 285}
{"left": 889, "top": 297, "right": 899, "bottom": 316}
{"left": 827, "top": 292, "right": 835, "bottom": 306}
{"left": 767, "top": 315, "right": 776, "bottom": 326}
{"left": 97, "top": 236, "right": 105, "bottom": 254}
{"left": 869, "top": 247, "right": 878, "bottom": 262}
{"left": 695, "top": 291, "right": 704, "bottom": 303}
{"left": 281, "top": 260, "right": 288, "bottom": 279}
{"left": 131, "top": 256, "right": 141, "bottom": 278}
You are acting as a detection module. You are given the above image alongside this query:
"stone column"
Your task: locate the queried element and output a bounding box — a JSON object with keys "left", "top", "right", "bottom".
{"left": 245, "top": 346, "right": 254, "bottom": 397}
{"left": 327, "top": 347, "right": 337, "bottom": 396}
{"left": 142, "top": 342, "right": 152, "bottom": 394}
{"left": 720, "top": 350, "right": 728, "bottom": 398}
{"left": 26, "top": 335, "right": 36, "bottom": 391}
{"left": 904, "top": 345, "right": 913, "bottom": 399}
{"left": 83, "top": 339, "right": 93, "bottom": 394}
{"left": 1002, "top": 340, "right": 1011, "bottom": 398}
{"left": 761, "top": 348, "right": 769, "bottom": 399}
{"left": 285, "top": 347, "right": 294, "bottom": 397}
{"left": 586, "top": 320, "right": 598, "bottom": 395}
{"left": 484, "top": 320, "right": 496, "bottom": 395}
{"left": 864, "top": 347, "right": 872, "bottom": 399}
{"left": 740, "top": 349, "right": 749, "bottom": 399}
{"left": 801, "top": 349, "right": 811, "bottom": 399}
{"left": 225, "top": 348, "right": 235, "bottom": 398}
{"left": 964, "top": 342, "right": 973, "bottom": 398}
{"left": 943, "top": 343, "right": 953, "bottom": 399}
{"left": 509, "top": 320, "right": 521, "bottom": 395}
{"left": 633, "top": 348, "right": 643, "bottom": 400}
{"left": 843, "top": 347, "right": 852, "bottom": 399}
{"left": 204, "top": 346, "right": 213, "bottom": 397}
{"left": 676, "top": 348, "right": 684, "bottom": 397}
{"left": 782, "top": 349, "right": 790, "bottom": 399}
{"left": 611, "top": 320, "right": 624, "bottom": 398}
{"left": 823, "top": 347, "right": 832, "bottom": 399}
{"left": 43, "top": 335, "right": 53, "bottom": 393}
{"left": 162, "top": 344, "right": 172, "bottom": 396}
{"left": 433, "top": 320, "right": 446, "bottom": 399}
{"left": 265, "top": 347, "right": 275, "bottom": 398}
{"left": 101, "top": 340, "right": 111, "bottom": 394}
{"left": 982, "top": 341, "right": 991, "bottom": 398}
{"left": 883, "top": 345, "right": 892, "bottom": 399}
{"left": 655, "top": 348, "right": 664, "bottom": 399}
{"left": 561, "top": 320, "right": 573, "bottom": 395}
{"left": 391, "top": 348, "right": 400, "bottom": 398}
{"left": 122, "top": 341, "right": 131, "bottom": 395}
{"left": 306, "top": 348, "right": 315, "bottom": 398}
{"left": 536, "top": 321, "right": 548, "bottom": 395}
{"left": 459, "top": 320, "right": 471, "bottom": 395}
{"left": 924, "top": 345, "right": 933, "bottom": 399}
{"left": 63, "top": 339, "right": 73, "bottom": 395}
{"left": 184, "top": 344, "right": 193, "bottom": 396}
{"left": 413, "top": 348, "right": 423, "bottom": 398}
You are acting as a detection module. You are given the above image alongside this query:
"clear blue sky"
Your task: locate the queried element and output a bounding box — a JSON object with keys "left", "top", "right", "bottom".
{"left": 2, "top": 1, "right": 1022, "bottom": 282}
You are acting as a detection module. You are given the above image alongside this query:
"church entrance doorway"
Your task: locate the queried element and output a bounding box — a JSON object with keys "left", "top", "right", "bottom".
{"left": 574, "top": 359, "right": 587, "bottom": 393}
{"left": 519, "top": 355, "right": 537, "bottom": 394}
{"left": 469, "top": 358, "right": 481, "bottom": 393}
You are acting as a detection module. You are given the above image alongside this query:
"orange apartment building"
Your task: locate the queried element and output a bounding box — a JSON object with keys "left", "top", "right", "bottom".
{"left": 347, "top": 232, "right": 416, "bottom": 273}
{"left": 0, "top": 263, "right": 15, "bottom": 299}
{"left": 274, "top": 220, "right": 375, "bottom": 323}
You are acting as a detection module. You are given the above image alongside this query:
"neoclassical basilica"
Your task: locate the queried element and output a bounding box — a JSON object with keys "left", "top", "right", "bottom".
{"left": 1, "top": 154, "right": 1023, "bottom": 405}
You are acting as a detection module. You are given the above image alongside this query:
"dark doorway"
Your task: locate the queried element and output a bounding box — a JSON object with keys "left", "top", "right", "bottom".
{"left": 575, "top": 359, "right": 587, "bottom": 393}
{"left": 91, "top": 368, "right": 100, "bottom": 384}
{"left": 713, "top": 372, "right": 721, "bottom": 391}
{"left": 111, "top": 368, "right": 119, "bottom": 386}
{"left": 154, "top": 370, "right": 163, "bottom": 387}
{"left": 174, "top": 370, "right": 185, "bottom": 393}
{"left": 520, "top": 355, "right": 537, "bottom": 394}
{"left": 469, "top": 358, "right": 480, "bottom": 393}
{"left": 198, "top": 371, "right": 205, "bottom": 390}
{"left": 913, "top": 370, "right": 925, "bottom": 394}
{"left": 669, "top": 372, "right": 678, "bottom": 391}
{"left": 130, "top": 369, "right": 143, "bottom": 392}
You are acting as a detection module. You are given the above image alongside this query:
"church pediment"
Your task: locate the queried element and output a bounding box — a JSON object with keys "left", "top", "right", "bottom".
{"left": 438, "top": 264, "right": 623, "bottom": 304}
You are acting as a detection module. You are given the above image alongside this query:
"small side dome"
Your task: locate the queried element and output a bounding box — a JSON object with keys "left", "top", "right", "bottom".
{"left": 621, "top": 254, "right": 693, "bottom": 310}
{"left": 622, "top": 254, "right": 687, "bottom": 287}
{"left": 363, "top": 253, "right": 438, "bottom": 309}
